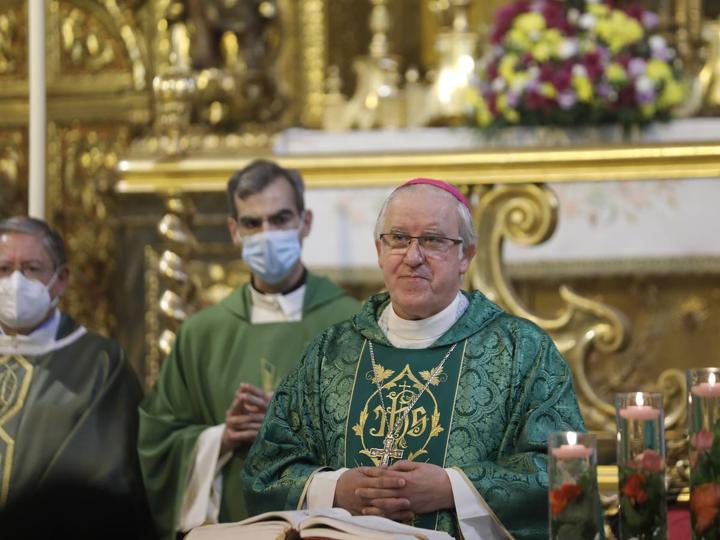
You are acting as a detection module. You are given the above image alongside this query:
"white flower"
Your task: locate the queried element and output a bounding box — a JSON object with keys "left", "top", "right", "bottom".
{"left": 649, "top": 35, "right": 667, "bottom": 51}
{"left": 635, "top": 75, "right": 654, "bottom": 93}
{"left": 579, "top": 13, "right": 597, "bottom": 30}
{"left": 492, "top": 77, "right": 507, "bottom": 93}
{"left": 567, "top": 8, "right": 580, "bottom": 24}
{"left": 572, "top": 64, "right": 588, "bottom": 78}
{"left": 527, "top": 66, "right": 541, "bottom": 79}
{"left": 558, "top": 38, "right": 578, "bottom": 60}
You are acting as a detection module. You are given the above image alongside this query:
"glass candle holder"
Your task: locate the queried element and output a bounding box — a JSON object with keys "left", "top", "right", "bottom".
{"left": 615, "top": 391, "right": 667, "bottom": 540}
{"left": 548, "top": 431, "right": 602, "bottom": 540}
{"left": 687, "top": 368, "right": 720, "bottom": 539}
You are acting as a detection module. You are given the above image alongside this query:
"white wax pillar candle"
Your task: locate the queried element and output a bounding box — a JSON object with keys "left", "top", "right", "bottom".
{"left": 28, "top": 0, "right": 46, "bottom": 219}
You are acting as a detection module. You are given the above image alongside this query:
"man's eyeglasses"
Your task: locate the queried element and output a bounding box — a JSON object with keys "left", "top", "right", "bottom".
{"left": 0, "top": 262, "right": 54, "bottom": 280}
{"left": 379, "top": 233, "right": 462, "bottom": 255}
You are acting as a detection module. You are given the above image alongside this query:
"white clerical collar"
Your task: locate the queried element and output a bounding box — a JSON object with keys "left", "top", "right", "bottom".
{"left": 0, "top": 308, "right": 86, "bottom": 356}
{"left": 249, "top": 283, "right": 305, "bottom": 323}
{"left": 379, "top": 292, "right": 469, "bottom": 349}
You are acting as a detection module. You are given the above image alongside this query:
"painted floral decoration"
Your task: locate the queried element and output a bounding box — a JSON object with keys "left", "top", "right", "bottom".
{"left": 469, "top": 0, "right": 684, "bottom": 127}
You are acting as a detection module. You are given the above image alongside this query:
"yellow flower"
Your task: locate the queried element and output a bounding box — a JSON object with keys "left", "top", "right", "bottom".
{"left": 658, "top": 79, "right": 684, "bottom": 108}
{"left": 646, "top": 59, "right": 672, "bottom": 82}
{"left": 640, "top": 103, "right": 656, "bottom": 118}
{"left": 606, "top": 62, "right": 627, "bottom": 84}
{"left": 468, "top": 88, "right": 493, "bottom": 126}
{"left": 504, "top": 108, "right": 520, "bottom": 123}
{"left": 596, "top": 11, "right": 644, "bottom": 53}
{"left": 532, "top": 29, "right": 564, "bottom": 61}
{"left": 532, "top": 41, "right": 551, "bottom": 62}
{"left": 540, "top": 82, "right": 557, "bottom": 99}
{"left": 498, "top": 54, "right": 519, "bottom": 82}
{"left": 587, "top": 3, "right": 610, "bottom": 18}
{"left": 572, "top": 74, "right": 593, "bottom": 102}
{"left": 497, "top": 94, "right": 519, "bottom": 123}
{"left": 514, "top": 12, "right": 546, "bottom": 34}
{"left": 507, "top": 28, "right": 532, "bottom": 51}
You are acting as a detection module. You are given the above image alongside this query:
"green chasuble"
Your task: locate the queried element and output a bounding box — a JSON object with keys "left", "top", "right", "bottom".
{"left": 138, "top": 272, "right": 360, "bottom": 540}
{"left": 0, "top": 312, "right": 145, "bottom": 506}
{"left": 242, "top": 291, "right": 586, "bottom": 540}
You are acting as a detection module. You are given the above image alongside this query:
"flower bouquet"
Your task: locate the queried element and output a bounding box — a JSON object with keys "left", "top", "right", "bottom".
{"left": 548, "top": 432, "right": 602, "bottom": 540}
{"left": 470, "top": 0, "right": 685, "bottom": 128}
{"left": 689, "top": 426, "right": 720, "bottom": 537}
{"left": 618, "top": 449, "right": 667, "bottom": 539}
{"left": 550, "top": 474, "right": 601, "bottom": 539}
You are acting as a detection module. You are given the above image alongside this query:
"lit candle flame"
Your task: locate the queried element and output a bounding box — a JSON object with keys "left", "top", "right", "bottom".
{"left": 567, "top": 432, "right": 577, "bottom": 446}
{"left": 636, "top": 392, "right": 644, "bottom": 407}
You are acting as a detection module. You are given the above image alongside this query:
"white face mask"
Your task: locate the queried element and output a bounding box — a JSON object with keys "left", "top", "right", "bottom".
{"left": 241, "top": 228, "right": 302, "bottom": 285}
{"left": 0, "top": 270, "right": 59, "bottom": 331}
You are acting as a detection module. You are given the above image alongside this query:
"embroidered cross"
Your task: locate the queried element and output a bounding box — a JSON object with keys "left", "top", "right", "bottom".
{"left": 370, "top": 433, "right": 404, "bottom": 466}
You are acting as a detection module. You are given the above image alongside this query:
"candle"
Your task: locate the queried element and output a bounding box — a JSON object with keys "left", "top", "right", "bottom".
{"left": 618, "top": 391, "right": 661, "bottom": 420}
{"left": 691, "top": 371, "right": 720, "bottom": 397}
{"left": 28, "top": 0, "right": 46, "bottom": 219}
{"left": 551, "top": 444, "right": 593, "bottom": 459}
{"left": 691, "top": 383, "right": 720, "bottom": 398}
{"left": 619, "top": 405, "right": 661, "bottom": 420}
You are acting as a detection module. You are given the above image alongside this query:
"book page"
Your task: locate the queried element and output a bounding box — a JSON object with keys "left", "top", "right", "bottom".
{"left": 300, "top": 513, "right": 453, "bottom": 540}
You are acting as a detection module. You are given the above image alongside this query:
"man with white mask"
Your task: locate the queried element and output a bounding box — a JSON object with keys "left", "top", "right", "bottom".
{"left": 139, "top": 159, "right": 360, "bottom": 539}
{"left": 0, "top": 217, "right": 146, "bottom": 509}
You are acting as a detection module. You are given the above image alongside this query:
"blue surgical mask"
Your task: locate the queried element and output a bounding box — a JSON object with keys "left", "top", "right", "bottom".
{"left": 241, "top": 228, "right": 302, "bottom": 284}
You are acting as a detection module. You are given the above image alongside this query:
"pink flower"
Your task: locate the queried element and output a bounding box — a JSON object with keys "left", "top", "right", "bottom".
{"left": 691, "top": 430, "right": 714, "bottom": 453}
{"left": 630, "top": 449, "right": 664, "bottom": 472}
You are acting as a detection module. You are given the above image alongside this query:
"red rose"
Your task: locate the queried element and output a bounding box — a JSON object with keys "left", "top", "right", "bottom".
{"left": 550, "top": 482, "right": 583, "bottom": 516}
{"left": 622, "top": 472, "right": 649, "bottom": 505}
{"left": 691, "top": 483, "right": 720, "bottom": 533}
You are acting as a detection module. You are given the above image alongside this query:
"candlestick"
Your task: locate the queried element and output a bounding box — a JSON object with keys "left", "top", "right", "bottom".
{"left": 687, "top": 368, "right": 720, "bottom": 538}
{"left": 28, "top": 0, "right": 46, "bottom": 219}
{"left": 615, "top": 392, "right": 666, "bottom": 540}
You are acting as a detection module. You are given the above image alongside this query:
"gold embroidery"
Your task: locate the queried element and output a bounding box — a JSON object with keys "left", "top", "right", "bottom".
{"left": 259, "top": 358, "right": 276, "bottom": 395}
{"left": 354, "top": 364, "right": 444, "bottom": 465}
{"left": 0, "top": 355, "right": 33, "bottom": 505}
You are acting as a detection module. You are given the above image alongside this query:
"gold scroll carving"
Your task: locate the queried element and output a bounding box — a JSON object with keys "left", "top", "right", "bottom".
{"left": 467, "top": 183, "right": 687, "bottom": 434}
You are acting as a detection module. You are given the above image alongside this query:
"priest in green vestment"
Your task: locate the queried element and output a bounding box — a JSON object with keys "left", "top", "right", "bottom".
{"left": 242, "top": 179, "right": 587, "bottom": 540}
{"left": 0, "top": 217, "right": 146, "bottom": 515}
{"left": 139, "top": 160, "right": 360, "bottom": 539}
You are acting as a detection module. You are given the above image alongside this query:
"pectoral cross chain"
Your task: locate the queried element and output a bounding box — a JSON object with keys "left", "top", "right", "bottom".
{"left": 370, "top": 434, "right": 404, "bottom": 466}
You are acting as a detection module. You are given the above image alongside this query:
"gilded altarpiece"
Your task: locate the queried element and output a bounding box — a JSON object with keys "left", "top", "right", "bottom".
{"left": 1, "top": 2, "right": 720, "bottom": 486}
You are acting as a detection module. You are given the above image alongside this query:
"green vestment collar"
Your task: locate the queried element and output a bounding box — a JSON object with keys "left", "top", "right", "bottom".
{"left": 220, "top": 271, "right": 352, "bottom": 321}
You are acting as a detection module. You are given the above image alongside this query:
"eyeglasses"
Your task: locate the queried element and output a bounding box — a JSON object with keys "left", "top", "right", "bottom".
{"left": 379, "top": 233, "right": 462, "bottom": 255}
{"left": 0, "top": 262, "right": 54, "bottom": 280}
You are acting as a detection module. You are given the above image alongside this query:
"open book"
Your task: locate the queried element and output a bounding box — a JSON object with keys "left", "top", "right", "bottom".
{"left": 185, "top": 508, "right": 455, "bottom": 540}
